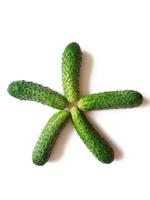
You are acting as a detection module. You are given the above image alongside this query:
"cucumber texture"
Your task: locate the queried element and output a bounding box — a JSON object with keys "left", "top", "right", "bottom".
{"left": 32, "top": 110, "right": 70, "bottom": 166}
{"left": 78, "top": 90, "right": 143, "bottom": 111}
{"left": 8, "top": 80, "right": 68, "bottom": 110}
{"left": 7, "top": 42, "right": 144, "bottom": 165}
{"left": 62, "top": 42, "right": 82, "bottom": 103}
{"left": 71, "top": 107, "right": 114, "bottom": 163}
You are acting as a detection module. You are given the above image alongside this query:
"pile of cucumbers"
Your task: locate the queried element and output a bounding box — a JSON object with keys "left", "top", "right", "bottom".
{"left": 8, "top": 42, "right": 143, "bottom": 165}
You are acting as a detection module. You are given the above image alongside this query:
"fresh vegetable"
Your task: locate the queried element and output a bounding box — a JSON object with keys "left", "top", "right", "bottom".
{"left": 8, "top": 80, "right": 68, "bottom": 110}
{"left": 71, "top": 107, "right": 114, "bottom": 163}
{"left": 62, "top": 42, "right": 82, "bottom": 103}
{"left": 78, "top": 90, "right": 143, "bottom": 111}
{"left": 8, "top": 42, "right": 143, "bottom": 165}
{"left": 32, "top": 110, "right": 70, "bottom": 166}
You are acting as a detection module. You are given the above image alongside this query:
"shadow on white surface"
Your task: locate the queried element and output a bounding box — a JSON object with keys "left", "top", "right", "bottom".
{"left": 141, "top": 97, "right": 149, "bottom": 107}
{"left": 85, "top": 112, "right": 123, "bottom": 161}
{"left": 49, "top": 120, "right": 73, "bottom": 161}
{"left": 80, "top": 51, "right": 93, "bottom": 96}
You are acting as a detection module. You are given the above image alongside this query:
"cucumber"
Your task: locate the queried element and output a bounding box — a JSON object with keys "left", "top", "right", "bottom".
{"left": 71, "top": 107, "right": 114, "bottom": 163}
{"left": 32, "top": 110, "right": 70, "bottom": 166}
{"left": 8, "top": 80, "right": 68, "bottom": 110}
{"left": 78, "top": 90, "right": 143, "bottom": 111}
{"left": 62, "top": 42, "right": 82, "bottom": 103}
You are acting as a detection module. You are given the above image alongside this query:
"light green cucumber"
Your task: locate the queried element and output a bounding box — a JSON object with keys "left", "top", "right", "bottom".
{"left": 32, "top": 110, "right": 70, "bottom": 166}
{"left": 8, "top": 80, "right": 68, "bottom": 110}
{"left": 62, "top": 42, "right": 82, "bottom": 103}
{"left": 78, "top": 90, "right": 143, "bottom": 111}
{"left": 71, "top": 107, "right": 114, "bottom": 164}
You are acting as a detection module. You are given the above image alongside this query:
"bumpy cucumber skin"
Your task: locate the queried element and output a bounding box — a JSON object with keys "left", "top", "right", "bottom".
{"left": 32, "top": 110, "right": 70, "bottom": 166}
{"left": 78, "top": 90, "right": 143, "bottom": 111}
{"left": 8, "top": 80, "right": 68, "bottom": 110}
{"left": 62, "top": 42, "right": 82, "bottom": 103}
{"left": 71, "top": 107, "right": 114, "bottom": 164}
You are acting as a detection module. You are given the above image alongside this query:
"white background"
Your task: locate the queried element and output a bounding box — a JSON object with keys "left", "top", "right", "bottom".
{"left": 0, "top": 0, "right": 150, "bottom": 199}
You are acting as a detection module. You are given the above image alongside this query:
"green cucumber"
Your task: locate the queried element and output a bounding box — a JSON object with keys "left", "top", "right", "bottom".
{"left": 8, "top": 80, "right": 68, "bottom": 110}
{"left": 32, "top": 110, "right": 70, "bottom": 166}
{"left": 62, "top": 42, "right": 82, "bottom": 103}
{"left": 71, "top": 107, "right": 114, "bottom": 164}
{"left": 78, "top": 90, "right": 143, "bottom": 111}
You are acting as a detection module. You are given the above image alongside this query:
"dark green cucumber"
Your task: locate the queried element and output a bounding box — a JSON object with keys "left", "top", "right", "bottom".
{"left": 78, "top": 90, "right": 143, "bottom": 111}
{"left": 71, "top": 107, "right": 114, "bottom": 164}
{"left": 32, "top": 110, "right": 70, "bottom": 166}
{"left": 62, "top": 42, "right": 82, "bottom": 103}
{"left": 8, "top": 80, "right": 68, "bottom": 110}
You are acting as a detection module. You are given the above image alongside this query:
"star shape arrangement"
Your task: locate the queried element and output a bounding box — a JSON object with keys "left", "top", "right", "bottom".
{"left": 8, "top": 42, "right": 143, "bottom": 166}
